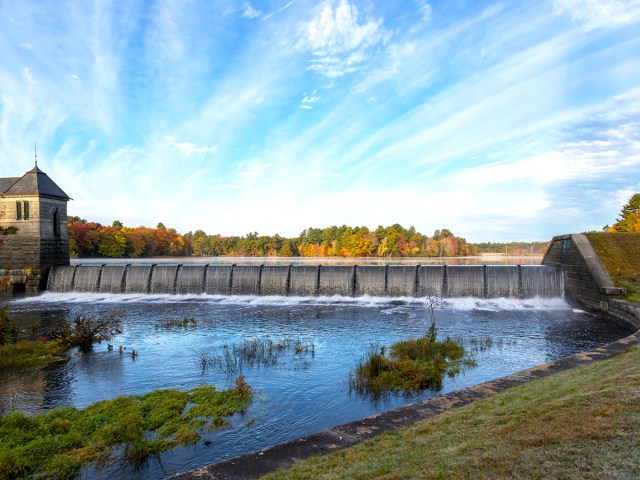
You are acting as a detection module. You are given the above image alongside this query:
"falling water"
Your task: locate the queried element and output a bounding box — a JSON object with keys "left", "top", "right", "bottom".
{"left": 47, "top": 264, "right": 564, "bottom": 299}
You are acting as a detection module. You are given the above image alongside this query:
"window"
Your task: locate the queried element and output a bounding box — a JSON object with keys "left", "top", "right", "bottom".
{"left": 15, "top": 201, "right": 29, "bottom": 221}
{"left": 53, "top": 209, "right": 60, "bottom": 236}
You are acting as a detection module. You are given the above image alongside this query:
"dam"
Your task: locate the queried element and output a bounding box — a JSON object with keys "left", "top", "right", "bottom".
{"left": 47, "top": 264, "right": 564, "bottom": 298}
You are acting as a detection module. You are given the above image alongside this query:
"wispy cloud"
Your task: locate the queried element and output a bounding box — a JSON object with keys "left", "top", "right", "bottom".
{"left": 297, "top": 0, "right": 391, "bottom": 78}
{"left": 164, "top": 136, "right": 218, "bottom": 155}
{"left": 299, "top": 91, "right": 320, "bottom": 109}
{"left": 241, "top": 2, "right": 261, "bottom": 19}
{"left": 1, "top": 1, "right": 639, "bottom": 241}
{"left": 554, "top": 0, "right": 640, "bottom": 30}
{"left": 263, "top": 0, "right": 298, "bottom": 21}
{"left": 353, "top": 42, "right": 416, "bottom": 92}
{"left": 415, "top": 0, "right": 433, "bottom": 25}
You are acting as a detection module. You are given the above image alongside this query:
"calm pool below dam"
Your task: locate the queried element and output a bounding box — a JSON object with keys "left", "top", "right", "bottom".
{"left": 1, "top": 292, "right": 634, "bottom": 479}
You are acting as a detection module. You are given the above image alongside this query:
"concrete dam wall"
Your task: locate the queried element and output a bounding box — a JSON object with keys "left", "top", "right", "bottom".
{"left": 47, "top": 264, "right": 564, "bottom": 298}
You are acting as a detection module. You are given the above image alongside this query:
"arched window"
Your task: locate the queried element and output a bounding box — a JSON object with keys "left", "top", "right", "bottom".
{"left": 53, "top": 209, "right": 60, "bottom": 236}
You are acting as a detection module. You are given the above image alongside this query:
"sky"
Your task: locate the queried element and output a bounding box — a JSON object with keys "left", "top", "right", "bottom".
{"left": 1, "top": 0, "right": 639, "bottom": 242}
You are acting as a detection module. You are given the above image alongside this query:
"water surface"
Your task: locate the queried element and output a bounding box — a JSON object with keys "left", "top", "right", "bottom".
{"left": 1, "top": 292, "right": 632, "bottom": 479}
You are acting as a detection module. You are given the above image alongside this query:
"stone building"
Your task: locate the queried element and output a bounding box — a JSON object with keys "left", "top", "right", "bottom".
{"left": 0, "top": 165, "right": 71, "bottom": 292}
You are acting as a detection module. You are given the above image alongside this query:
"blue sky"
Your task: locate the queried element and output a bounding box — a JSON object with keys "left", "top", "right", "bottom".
{"left": 1, "top": 0, "right": 639, "bottom": 242}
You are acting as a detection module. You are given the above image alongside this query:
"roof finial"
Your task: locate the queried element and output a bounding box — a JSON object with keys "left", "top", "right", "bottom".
{"left": 34, "top": 144, "right": 38, "bottom": 167}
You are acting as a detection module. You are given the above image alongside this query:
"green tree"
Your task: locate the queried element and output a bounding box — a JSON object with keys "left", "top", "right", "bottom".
{"left": 97, "top": 228, "right": 127, "bottom": 257}
{"left": 112, "top": 220, "right": 123, "bottom": 229}
{"left": 279, "top": 242, "right": 293, "bottom": 256}
{"left": 612, "top": 193, "right": 640, "bottom": 232}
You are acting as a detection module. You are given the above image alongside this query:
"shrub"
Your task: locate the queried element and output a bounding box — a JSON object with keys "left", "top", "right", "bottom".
{"left": 54, "top": 313, "right": 122, "bottom": 353}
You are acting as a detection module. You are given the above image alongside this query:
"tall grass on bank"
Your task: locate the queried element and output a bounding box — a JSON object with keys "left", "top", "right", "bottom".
{"left": 0, "top": 309, "right": 124, "bottom": 373}
{"left": 0, "top": 340, "right": 67, "bottom": 372}
{"left": 1, "top": 308, "right": 67, "bottom": 372}
{"left": 0, "top": 377, "right": 252, "bottom": 480}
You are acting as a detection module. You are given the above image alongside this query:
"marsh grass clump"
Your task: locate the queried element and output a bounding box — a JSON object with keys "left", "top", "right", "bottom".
{"left": 451, "top": 335, "right": 518, "bottom": 352}
{"left": 350, "top": 309, "right": 475, "bottom": 397}
{"left": 0, "top": 309, "right": 67, "bottom": 373}
{"left": 197, "top": 337, "right": 315, "bottom": 374}
{"left": 156, "top": 317, "right": 198, "bottom": 330}
{"left": 0, "top": 379, "right": 252, "bottom": 479}
{"left": 0, "top": 339, "right": 67, "bottom": 373}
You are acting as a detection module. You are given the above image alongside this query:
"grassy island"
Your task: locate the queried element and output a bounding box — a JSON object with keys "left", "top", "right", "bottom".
{"left": 0, "top": 379, "right": 252, "bottom": 480}
{"left": 349, "top": 334, "right": 475, "bottom": 397}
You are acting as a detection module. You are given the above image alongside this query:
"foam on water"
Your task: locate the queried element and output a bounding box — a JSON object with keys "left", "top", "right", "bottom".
{"left": 13, "top": 292, "right": 571, "bottom": 310}
{"left": 444, "top": 296, "right": 572, "bottom": 311}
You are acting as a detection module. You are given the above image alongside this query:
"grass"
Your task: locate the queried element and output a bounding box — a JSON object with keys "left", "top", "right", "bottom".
{"left": 196, "top": 337, "right": 315, "bottom": 374}
{"left": 263, "top": 344, "right": 640, "bottom": 480}
{"left": 0, "top": 340, "right": 67, "bottom": 372}
{"left": 0, "top": 378, "right": 252, "bottom": 480}
{"left": 0, "top": 309, "right": 122, "bottom": 373}
{"left": 585, "top": 232, "right": 640, "bottom": 303}
{"left": 349, "top": 317, "right": 475, "bottom": 397}
{"left": 156, "top": 317, "right": 198, "bottom": 330}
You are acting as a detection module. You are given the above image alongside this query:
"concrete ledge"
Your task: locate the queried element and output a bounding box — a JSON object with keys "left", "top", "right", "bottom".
{"left": 171, "top": 328, "right": 640, "bottom": 480}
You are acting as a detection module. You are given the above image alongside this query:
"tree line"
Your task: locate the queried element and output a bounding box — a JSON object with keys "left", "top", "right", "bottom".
{"left": 67, "top": 218, "right": 549, "bottom": 259}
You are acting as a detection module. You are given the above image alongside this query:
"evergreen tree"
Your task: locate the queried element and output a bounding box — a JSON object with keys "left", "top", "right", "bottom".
{"left": 612, "top": 193, "right": 640, "bottom": 232}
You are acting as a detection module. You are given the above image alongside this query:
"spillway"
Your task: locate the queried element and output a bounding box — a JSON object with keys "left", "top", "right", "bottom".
{"left": 47, "top": 264, "right": 564, "bottom": 299}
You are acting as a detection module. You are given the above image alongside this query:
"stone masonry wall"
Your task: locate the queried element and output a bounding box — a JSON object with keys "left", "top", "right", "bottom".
{"left": 0, "top": 195, "right": 69, "bottom": 292}
{"left": 38, "top": 197, "right": 69, "bottom": 270}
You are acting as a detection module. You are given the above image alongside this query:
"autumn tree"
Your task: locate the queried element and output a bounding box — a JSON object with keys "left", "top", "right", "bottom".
{"left": 611, "top": 193, "right": 640, "bottom": 232}
{"left": 66, "top": 219, "right": 476, "bottom": 259}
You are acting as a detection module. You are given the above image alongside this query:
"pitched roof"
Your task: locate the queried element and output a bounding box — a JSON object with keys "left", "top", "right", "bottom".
{"left": 0, "top": 177, "right": 19, "bottom": 194}
{"left": 0, "top": 166, "right": 71, "bottom": 200}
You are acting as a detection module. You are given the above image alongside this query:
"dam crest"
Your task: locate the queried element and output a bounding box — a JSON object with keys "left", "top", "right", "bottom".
{"left": 48, "top": 264, "right": 564, "bottom": 299}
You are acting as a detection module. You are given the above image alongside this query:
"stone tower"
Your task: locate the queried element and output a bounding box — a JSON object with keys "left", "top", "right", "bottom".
{"left": 0, "top": 165, "right": 71, "bottom": 292}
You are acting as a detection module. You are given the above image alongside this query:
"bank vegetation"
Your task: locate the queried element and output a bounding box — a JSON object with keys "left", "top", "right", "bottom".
{"left": 263, "top": 343, "right": 640, "bottom": 480}
{"left": 67, "top": 218, "right": 549, "bottom": 259}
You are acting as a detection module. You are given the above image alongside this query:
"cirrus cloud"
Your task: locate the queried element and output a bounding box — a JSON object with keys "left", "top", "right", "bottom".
{"left": 297, "top": 0, "right": 391, "bottom": 78}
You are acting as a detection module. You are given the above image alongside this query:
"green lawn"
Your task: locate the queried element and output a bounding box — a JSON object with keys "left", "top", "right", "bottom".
{"left": 586, "top": 232, "right": 640, "bottom": 303}
{"left": 263, "top": 344, "right": 640, "bottom": 479}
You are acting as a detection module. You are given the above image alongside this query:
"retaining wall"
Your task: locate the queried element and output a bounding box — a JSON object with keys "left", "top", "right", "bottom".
{"left": 542, "top": 234, "right": 640, "bottom": 330}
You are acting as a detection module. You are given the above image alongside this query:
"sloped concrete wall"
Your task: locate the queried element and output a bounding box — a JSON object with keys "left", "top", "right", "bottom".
{"left": 543, "top": 234, "right": 640, "bottom": 329}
